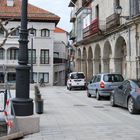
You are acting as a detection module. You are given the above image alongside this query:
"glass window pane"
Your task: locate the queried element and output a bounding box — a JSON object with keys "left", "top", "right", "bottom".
{"left": 33, "top": 73, "right": 37, "bottom": 83}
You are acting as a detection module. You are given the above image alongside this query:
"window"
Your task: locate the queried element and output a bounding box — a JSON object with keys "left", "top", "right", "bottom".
{"left": 70, "top": 73, "right": 85, "bottom": 79}
{"left": 11, "top": 28, "right": 19, "bottom": 36}
{"left": 0, "top": 48, "right": 4, "bottom": 60}
{"left": 96, "top": 75, "right": 101, "bottom": 82}
{"left": 114, "top": 0, "right": 120, "bottom": 9}
{"left": 33, "top": 72, "right": 37, "bottom": 83}
{"left": 103, "top": 74, "right": 124, "bottom": 82}
{"left": 39, "top": 73, "right": 49, "bottom": 83}
{"left": 8, "top": 48, "right": 18, "bottom": 60}
{"left": 40, "top": 49, "right": 49, "bottom": 64}
{"left": 41, "top": 29, "right": 50, "bottom": 37}
{"left": 77, "top": 16, "right": 83, "bottom": 41}
{"left": 28, "top": 49, "right": 36, "bottom": 64}
{"left": 130, "top": 0, "right": 140, "bottom": 16}
{"left": 54, "top": 52, "right": 59, "bottom": 58}
{"left": 28, "top": 28, "right": 36, "bottom": 36}
{"left": 7, "top": 72, "right": 16, "bottom": 83}
{"left": 95, "top": 5, "right": 99, "bottom": 18}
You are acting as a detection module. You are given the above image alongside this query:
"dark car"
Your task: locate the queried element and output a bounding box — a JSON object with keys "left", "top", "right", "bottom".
{"left": 87, "top": 73, "right": 124, "bottom": 100}
{"left": 110, "top": 79, "right": 140, "bottom": 114}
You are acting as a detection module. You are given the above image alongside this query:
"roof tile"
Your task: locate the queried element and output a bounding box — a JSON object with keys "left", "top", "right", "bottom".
{"left": 0, "top": 0, "right": 60, "bottom": 23}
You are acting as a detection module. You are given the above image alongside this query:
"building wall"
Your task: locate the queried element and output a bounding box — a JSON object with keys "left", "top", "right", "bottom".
{"left": 70, "top": 0, "right": 140, "bottom": 81}
{"left": 0, "top": 21, "right": 56, "bottom": 86}
{"left": 53, "top": 32, "right": 69, "bottom": 86}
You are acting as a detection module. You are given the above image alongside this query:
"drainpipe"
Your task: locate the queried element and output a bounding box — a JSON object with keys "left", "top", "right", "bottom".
{"left": 128, "top": 0, "right": 131, "bottom": 78}
{"left": 135, "top": 23, "right": 139, "bottom": 79}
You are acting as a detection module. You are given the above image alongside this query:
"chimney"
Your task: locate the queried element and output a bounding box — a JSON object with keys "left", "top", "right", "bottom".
{"left": 7, "top": 0, "right": 14, "bottom": 6}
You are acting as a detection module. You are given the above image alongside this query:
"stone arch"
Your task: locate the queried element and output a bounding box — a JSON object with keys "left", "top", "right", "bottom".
{"left": 103, "top": 41, "right": 112, "bottom": 73}
{"left": 94, "top": 44, "right": 101, "bottom": 74}
{"left": 82, "top": 47, "right": 87, "bottom": 78}
{"left": 77, "top": 48, "right": 82, "bottom": 72}
{"left": 114, "top": 36, "right": 127, "bottom": 78}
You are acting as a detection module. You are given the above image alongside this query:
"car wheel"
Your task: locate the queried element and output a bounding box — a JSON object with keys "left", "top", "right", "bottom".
{"left": 110, "top": 94, "right": 116, "bottom": 107}
{"left": 128, "top": 97, "right": 137, "bottom": 114}
{"left": 96, "top": 91, "right": 101, "bottom": 100}
{"left": 87, "top": 91, "right": 91, "bottom": 98}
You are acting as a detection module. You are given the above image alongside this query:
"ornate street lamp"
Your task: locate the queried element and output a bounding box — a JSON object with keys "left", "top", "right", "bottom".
{"left": 12, "top": 0, "right": 33, "bottom": 116}
{"left": 115, "top": 5, "right": 129, "bottom": 20}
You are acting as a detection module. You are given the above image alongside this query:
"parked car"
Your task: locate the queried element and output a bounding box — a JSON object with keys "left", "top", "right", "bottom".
{"left": 67, "top": 72, "right": 86, "bottom": 90}
{"left": 110, "top": 79, "right": 140, "bottom": 114}
{"left": 87, "top": 73, "right": 124, "bottom": 100}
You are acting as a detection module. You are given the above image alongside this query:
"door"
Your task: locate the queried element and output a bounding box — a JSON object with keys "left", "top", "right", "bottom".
{"left": 88, "top": 76, "right": 96, "bottom": 96}
{"left": 117, "top": 81, "right": 129, "bottom": 105}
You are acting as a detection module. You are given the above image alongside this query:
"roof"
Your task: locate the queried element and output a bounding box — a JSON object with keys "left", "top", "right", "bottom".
{"left": 54, "top": 27, "right": 67, "bottom": 33}
{"left": 0, "top": 0, "right": 60, "bottom": 24}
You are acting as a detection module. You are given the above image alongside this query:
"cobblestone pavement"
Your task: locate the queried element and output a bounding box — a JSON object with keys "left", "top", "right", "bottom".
{"left": 21, "top": 86, "right": 140, "bottom": 140}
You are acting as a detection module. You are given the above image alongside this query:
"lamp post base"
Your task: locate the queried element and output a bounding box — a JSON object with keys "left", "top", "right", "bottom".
{"left": 12, "top": 98, "right": 33, "bottom": 116}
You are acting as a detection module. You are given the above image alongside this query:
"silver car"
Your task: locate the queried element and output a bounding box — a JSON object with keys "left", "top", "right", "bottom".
{"left": 67, "top": 72, "right": 86, "bottom": 90}
{"left": 87, "top": 73, "right": 124, "bottom": 100}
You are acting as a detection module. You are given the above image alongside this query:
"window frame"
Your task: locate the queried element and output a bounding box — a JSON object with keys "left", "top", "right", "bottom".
{"left": 38, "top": 72, "right": 49, "bottom": 83}
{"left": 40, "top": 49, "right": 49, "bottom": 64}
{"left": 41, "top": 29, "right": 50, "bottom": 37}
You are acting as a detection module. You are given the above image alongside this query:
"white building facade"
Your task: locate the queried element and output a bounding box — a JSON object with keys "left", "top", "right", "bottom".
{"left": 0, "top": 0, "right": 68, "bottom": 86}
{"left": 53, "top": 28, "right": 69, "bottom": 86}
{"left": 69, "top": 0, "right": 140, "bottom": 80}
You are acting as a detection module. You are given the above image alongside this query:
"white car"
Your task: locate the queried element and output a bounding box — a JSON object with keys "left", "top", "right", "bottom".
{"left": 67, "top": 72, "right": 86, "bottom": 90}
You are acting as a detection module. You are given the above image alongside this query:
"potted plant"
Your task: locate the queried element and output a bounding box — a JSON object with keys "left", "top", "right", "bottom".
{"left": 34, "top": 85, "right": 43, "bottom": 114}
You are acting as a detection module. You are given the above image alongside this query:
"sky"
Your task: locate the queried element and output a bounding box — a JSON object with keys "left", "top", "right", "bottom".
{"left": 28, "top": 0, "right": 72, "bottom": 32}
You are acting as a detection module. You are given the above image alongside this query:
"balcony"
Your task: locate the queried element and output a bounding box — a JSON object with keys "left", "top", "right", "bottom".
{"left": 106, "top": 13, "right": 120, "bottom": 31}
{"left": 83, "top": 18, "right": 99, "bottom": 39}
{"left": 53, "top": 58, "right": 66, "bottom": 64}
{"left": 70, "top": 10, "right": 76, "bottom": 22}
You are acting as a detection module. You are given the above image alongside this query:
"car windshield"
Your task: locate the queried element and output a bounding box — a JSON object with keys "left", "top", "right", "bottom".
{"left": 103, "top": 74, "right": 124, "bottom": 82}
{"left": 71, "top": 73, "right": 85, "bottom": 79}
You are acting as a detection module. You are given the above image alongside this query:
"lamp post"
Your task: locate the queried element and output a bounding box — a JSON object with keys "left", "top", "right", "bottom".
{"left": 30, "top": 27, "right": 34, "bottom": 84}
{"left": 12, "top": 0, "right": 33, "bottom": 116}
{"left": 115, "top": 5, "right": 129, "bottom": 20}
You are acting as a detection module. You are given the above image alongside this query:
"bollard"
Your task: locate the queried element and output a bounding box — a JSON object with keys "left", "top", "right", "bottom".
{"left": 34, "top": 85, "right": 44, "bottom": 114}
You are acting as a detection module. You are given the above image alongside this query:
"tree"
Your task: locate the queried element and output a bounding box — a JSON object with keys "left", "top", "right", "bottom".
{"left": 0, "top": 19, "right": 20, "bottom": 47}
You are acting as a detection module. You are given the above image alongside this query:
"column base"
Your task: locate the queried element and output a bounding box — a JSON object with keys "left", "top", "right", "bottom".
{"left": 12, "top": 98, "right": 33, "bottom": 116}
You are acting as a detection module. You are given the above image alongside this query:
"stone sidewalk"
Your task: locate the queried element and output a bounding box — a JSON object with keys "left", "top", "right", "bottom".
{"left": 7, "top": 86, "right": 140, "bottom": 140}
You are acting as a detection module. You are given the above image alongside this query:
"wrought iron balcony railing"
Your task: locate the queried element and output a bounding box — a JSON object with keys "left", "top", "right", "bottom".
{"left": 53, "top": 58, "right": 66, "bottom": 64}
{"left": 106, "top": 13, "right": 120, "bottom": 31}
{"left": 83, "top": 18, "right": 99, "bottom": 38}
